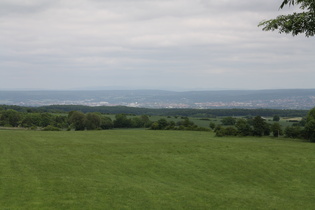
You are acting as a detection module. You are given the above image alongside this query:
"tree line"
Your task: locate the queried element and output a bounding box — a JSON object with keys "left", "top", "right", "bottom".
{"left": 0, "top": 105, "right": 308, "bottom": 118}
{"left": 1, "top": 106, "right": 314, "bottom": 142}
{"left": 0, "top": 109, "right": 153, "bottom": 131}
{"left": 213, "top": 108, "right": 315, "bottom": 142}
{"left": 0, "top": 109, "right": 209, "bottom": 132}
{"left": 150, "top": 117, "right": 210, "bottom": 132}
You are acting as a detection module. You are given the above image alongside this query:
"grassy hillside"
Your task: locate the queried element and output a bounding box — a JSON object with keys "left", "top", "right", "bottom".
{"left": 0, "top": 130, "right": 314, "bottom": 209}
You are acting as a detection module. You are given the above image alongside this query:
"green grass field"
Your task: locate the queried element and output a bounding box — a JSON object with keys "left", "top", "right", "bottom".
{"left": 1, "top": 130, "right": 315, "bottom": 209}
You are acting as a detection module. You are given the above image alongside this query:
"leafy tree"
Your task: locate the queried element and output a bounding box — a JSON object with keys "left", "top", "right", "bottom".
{"left": 53, "top": 115, "right": 68, "bottom": 128}
{"left": 273, "top": 115, "right": 280, "bottom": 122}
{"left": 39, "top": 113, "right": 54, "bottom": 127}
{"left": 299, "top": 117, "right": 307, "bottom": 126}
{"left": 285, "top": 126, "right": 303, "bottom": 138}
{"left": 252, "top": 116, "right": 270, "bottom": 136}
{"left": 209, "top": 122, "right": 216, "bottom": 130}
{"left": 235, "top": 118, "right": 253, "bottom": 136}
{"left": 140, "top": 115, "right": 151, "bottom": 128}
{"left": 150, "top": 118, "right": 170, "bottom": 130}
{"left": 68, "top": 111, "right": 86, "bottom": 131}
{"left": 304, "top": 107, "right": 315, "bottom": 142}
{"left": 169, "top": 121, "right": 176, "bottom": 127}
{"left": 177, "top": 118, "right": 194, "bottom": 127}
{"left": 214, "top": 125, "right": 222, "bottom": 133}
{"left": 131, "top": 117, "right": 144, "bottom": 128}
{"left": 113, "top": 114, "right": 132, "bottom": 128}
{"left": 100, "top": 116, "right": 113, "bottom": 129}
{"left": 20, "top": 113, "right": 41, "bottom": 127}
{"left": 259, "top": 0, "right": 315, "bottom": 37}
{"left": 221, "top": 117, "right": 236, "bottom": 126}
{"left": 304, "top": 120, "right": 315, "bottom": 142}
{"left": 0, "top": 109, "right": 21, "bottom": 127}
{"left": 215, "top": 126, "right": 238, "bottom": 137}
{"left": 85, "top": 113, "right": 101, "bottom": 130}
{"left": 156, "top": 118, "right": 169, "bottom": 129}
{"left": 270, "top": 122, "right": 283, "bottom": 137}
{"left": 165, "top": 121, "right": 176, "bottom": 130}
{"left": 150, "top": 122, "right": 160, "bottom": 130}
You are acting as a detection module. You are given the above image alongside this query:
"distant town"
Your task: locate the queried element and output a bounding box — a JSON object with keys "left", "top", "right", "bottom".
{"left": 1, "top": 89, "right": 315, "bottom": 110}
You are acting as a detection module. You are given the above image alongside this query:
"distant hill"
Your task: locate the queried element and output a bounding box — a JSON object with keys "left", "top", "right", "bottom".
{"left": 0, "top": 89, "right": 315, "bottom": 109}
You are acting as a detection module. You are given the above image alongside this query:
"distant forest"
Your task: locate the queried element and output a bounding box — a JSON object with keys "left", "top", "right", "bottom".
{"left": 0, "top": 104, "right": 308, "bottom": 117}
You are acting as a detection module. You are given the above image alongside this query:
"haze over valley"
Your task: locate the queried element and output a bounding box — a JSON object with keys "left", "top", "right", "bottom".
{"left": 1, "top": 89, "right": 315, "bottom": 110}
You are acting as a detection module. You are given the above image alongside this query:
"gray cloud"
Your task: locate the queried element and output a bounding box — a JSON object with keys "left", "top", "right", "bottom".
{"left": 0, "top": 0, "right": 58, "bottom": 16}
{"left": 0, "top": 0, "right": 314, "bottom": 90}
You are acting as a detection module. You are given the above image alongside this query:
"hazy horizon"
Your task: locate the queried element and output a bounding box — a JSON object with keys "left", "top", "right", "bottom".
{"left": 1, "top": 86, "right": 315, "bottom": 92}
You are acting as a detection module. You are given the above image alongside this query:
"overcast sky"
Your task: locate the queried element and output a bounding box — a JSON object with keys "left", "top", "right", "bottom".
{"left": 1, "top": 0, "right": 314, "bottom": 91}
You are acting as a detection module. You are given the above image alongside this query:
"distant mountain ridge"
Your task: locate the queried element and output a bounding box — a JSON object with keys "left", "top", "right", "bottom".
{"left": 0, "top": 89, "right": 315, "bottom": 109}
